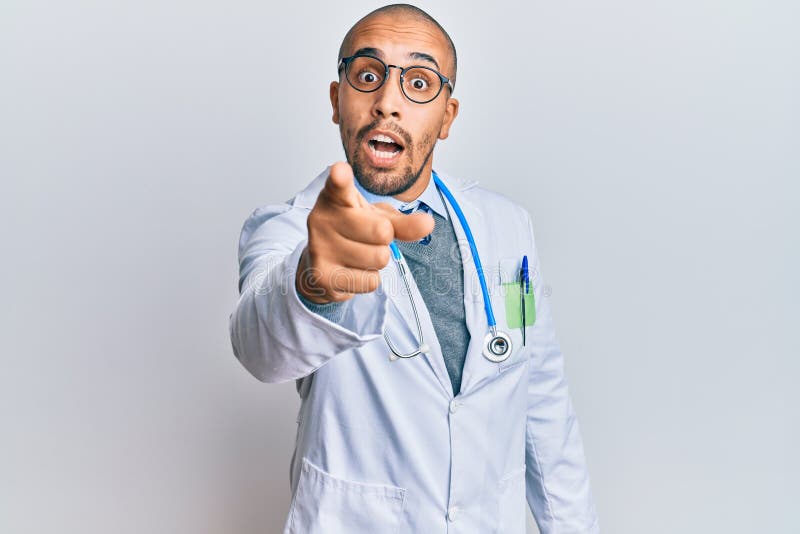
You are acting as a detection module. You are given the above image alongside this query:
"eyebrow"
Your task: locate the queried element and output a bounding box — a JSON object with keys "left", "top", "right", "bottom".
{"left": 351, "top": 47, "right": 441, "bottom": 71}
{"left": 408, "top": 51, "right": 440, "bottom": 71}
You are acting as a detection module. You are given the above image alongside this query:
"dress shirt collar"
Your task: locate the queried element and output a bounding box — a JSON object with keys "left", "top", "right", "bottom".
{"left": 353, "top": 170, "right": 449, "bottom": 220}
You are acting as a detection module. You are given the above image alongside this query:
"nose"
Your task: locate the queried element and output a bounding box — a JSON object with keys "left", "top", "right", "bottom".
{"left": 371, "top": 66, "right": 404, "bottom": 119}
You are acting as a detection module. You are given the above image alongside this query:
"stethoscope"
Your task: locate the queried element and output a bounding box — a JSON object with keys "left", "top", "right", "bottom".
{"left": 384, "top": 171, "right": 513, "bottom": 363}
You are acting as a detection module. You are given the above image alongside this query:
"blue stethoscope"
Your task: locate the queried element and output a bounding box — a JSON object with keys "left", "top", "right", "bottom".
{"left": 384, "top": 171, "right": 513, "bottom": 363}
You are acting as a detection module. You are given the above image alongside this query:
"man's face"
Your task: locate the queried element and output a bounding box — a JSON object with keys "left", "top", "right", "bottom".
{"left": 330, "top": 14, "right": 459, "bottom": 197}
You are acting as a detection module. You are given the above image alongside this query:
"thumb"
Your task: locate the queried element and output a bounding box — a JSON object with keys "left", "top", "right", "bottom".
{"left": 373, "top": 203, "right": 435, "bottom": 242}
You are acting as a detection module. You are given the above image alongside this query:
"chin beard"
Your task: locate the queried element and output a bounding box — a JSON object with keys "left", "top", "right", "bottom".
{"left": 347, "top": 143, "right": 436, "bottom": 197}
{"left": 350, "top": 161, "right": 421, "bottom": 197}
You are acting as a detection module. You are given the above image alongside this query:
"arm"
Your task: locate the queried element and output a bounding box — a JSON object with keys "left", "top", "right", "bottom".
{"left": 229, "top": 163, "right": 434, "bottom": 384}
{"left": 228, "top": 204, "right": 388, "bottom": 383}
{"left": 523, "top": 213, "right": 600, "bottom": 533}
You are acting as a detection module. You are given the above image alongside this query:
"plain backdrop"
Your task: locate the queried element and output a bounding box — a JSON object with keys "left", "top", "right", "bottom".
{"left": 2, "top": 0, "right": 798, "bottom": 533}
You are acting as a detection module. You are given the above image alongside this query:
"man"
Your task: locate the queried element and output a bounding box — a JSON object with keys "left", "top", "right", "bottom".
{"left": 229, "top": 4, "right": 600, "bottom": 533}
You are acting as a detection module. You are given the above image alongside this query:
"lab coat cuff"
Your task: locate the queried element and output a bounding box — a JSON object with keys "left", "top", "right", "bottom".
{"left": 231, "top": 240, "right": 390, "bottom": 383}
{"left": 296, "top": 289, "right": 350, "bottom": 324}
{"left": 283, "top": 241, "right": 388, "bottom": 344}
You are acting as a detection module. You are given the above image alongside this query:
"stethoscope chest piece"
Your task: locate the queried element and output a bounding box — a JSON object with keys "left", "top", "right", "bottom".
{"left": 482, "top": 330, "right": 513, "bottom": 363}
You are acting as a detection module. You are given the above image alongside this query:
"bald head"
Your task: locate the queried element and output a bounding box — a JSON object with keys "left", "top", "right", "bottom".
{"left": 338, "top": 4, "right": 458, "bottom": 90}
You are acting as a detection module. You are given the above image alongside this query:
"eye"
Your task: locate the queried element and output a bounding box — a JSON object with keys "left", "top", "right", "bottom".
{"left": 404, "top": 68, "right": 436, "bottom": 94}
{"left": 358, "top": 71, "right": 380, "bottom": 84}
{"left": 409, "top": 77, "right": 429, "bottom": 91}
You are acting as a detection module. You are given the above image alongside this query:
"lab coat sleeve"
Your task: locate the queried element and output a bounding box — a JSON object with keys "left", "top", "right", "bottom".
{"left": 229, "top": 203, "right": 389, "bottom": 383}
{"left": 523, "top": 212, "right": 601, "bottom": 533}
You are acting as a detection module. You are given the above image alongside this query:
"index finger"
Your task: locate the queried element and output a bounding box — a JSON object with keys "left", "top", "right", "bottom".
{"left": 323, "top": 162, "right": 363, "bottom": 208}
{"left": 373, "top": 203, "right": 435, "bottom": 242}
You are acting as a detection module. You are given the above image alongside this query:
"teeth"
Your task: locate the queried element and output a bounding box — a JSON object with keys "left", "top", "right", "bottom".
{"left": 369, "top": 144, "right": 399, "bottom": 158}
{"left": 370, "top": 133, "right": 398, "bottom": 144}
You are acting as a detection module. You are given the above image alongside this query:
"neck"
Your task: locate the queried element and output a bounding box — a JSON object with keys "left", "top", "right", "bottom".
{"left": 393, "top": 160, "right": 434, "bottom": 202}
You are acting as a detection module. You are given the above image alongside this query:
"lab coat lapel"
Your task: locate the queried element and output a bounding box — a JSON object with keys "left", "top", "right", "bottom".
{"left": 435, "top": 173, "right": 498, "bottom": 394}
{"left": 380, "top": 249, "right": 454, "bottom": 397}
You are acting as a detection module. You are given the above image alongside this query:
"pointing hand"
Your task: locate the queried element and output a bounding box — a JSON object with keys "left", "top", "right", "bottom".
{"left": 296, "top": 162, "right": 434, "bottom": 304}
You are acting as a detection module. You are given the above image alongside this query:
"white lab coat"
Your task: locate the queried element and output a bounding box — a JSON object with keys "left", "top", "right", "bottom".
{"left": 229, "top": 167, "right": 600, "bottom": 533}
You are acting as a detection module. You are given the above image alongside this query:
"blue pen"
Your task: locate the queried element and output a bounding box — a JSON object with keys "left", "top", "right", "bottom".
{"left": 520, "top": 255, "right": 529, "bottom": 345}
{"left": 522, "top": 256, "right": 529, "bottom": 294}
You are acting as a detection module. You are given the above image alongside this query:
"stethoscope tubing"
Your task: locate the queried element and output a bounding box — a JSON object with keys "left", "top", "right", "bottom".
{"left": 432, "top": 172, "right": 498, "bottom": 335}
{"left": 388, "top": 173, "right": 497, "bottom": 333}
{"left": 383, "top": 249, "right": 429, "bottom": 359}
{"left": 385, "top": 171, "right": 508, "bottom": 362}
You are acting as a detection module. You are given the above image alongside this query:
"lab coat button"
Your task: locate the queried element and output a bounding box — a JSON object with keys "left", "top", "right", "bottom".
{"left": 449, "top": 400, "right": 459, "bottom": 414}
{"left": 447, "top": 505, "right": 459, "bottom": 521}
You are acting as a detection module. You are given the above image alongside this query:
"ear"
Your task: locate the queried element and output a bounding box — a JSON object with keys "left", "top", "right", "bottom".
{"left": 330, "top": 81, "right": 341, "bottom": 125}
{"left": 438, "top": 97, "right": 459, "bottom": 140}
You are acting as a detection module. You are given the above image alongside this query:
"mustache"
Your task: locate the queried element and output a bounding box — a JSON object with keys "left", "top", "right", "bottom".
{"left": 355, "top": 120, "right": 412, "bottom": 149}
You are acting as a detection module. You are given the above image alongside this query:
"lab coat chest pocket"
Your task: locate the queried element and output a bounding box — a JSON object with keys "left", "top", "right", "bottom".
{"left": 495, "top": 464, "right": 527, "bottom": 534}
{"left": 493, "top": 258, "right": 530, "bottom": 372}
{"left": 285, "top": 457, "right": 406, "bottom": 534}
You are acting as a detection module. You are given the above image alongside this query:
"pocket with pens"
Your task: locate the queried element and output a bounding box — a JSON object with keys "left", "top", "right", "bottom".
{"left": 497, "top": 256, "right": 535, "bottom": 331}
{"left": 503, "top": 282, "right": 535, "bottom": 328}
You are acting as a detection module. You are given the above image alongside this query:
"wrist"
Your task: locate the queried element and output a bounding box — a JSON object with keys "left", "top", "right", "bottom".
{"left": 295, "top": 247, "right": 333, "bottom": 304}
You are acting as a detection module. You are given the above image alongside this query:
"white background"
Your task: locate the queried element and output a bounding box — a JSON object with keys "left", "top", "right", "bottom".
{"left": 2, "top": 0, "right": 798, "bottom": 532}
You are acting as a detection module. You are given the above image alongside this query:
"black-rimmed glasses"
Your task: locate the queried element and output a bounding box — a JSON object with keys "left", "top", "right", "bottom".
{"left": 337, "top": 54, "right": 453, "bottom": 104}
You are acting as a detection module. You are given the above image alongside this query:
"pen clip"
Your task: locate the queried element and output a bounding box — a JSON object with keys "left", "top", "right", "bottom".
{"left": 521, "top": 255, "right": 529, "bottom": 294}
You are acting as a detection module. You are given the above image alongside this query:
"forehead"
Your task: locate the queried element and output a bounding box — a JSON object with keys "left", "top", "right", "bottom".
{"left": 345, "top": 14, "right": 450, "bottom": 68}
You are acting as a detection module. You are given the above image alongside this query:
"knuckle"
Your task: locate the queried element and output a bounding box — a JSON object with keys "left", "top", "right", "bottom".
{"left": 328, "top": 290, "right": 352, "bottom": 303}
{"left": 329, "top": 265, "right": 354, "bottom": 293}
{"left": 305, "top": 230, "right": 324, "bottom": 257}
{"left": 296, "top": 262, "right": 328, "bottom": 298}
{"left": 362, "top": 271, "right": 381, "bottom": 293}
{"left": 306, "top": 209, "right": 324, "bottom": 231}
{"left": 372, "top": 218, "right": 394, "bottom": 244}
{"left": 369, "top": 271, "right": 382, "bottom": 292}
{"left": 375, "top": 246, "right": 391, "bottom": 267}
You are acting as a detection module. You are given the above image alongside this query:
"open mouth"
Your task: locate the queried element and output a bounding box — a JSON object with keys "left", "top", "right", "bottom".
{"left": 364, "top": 132, "right": 405, "bottom": 167}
